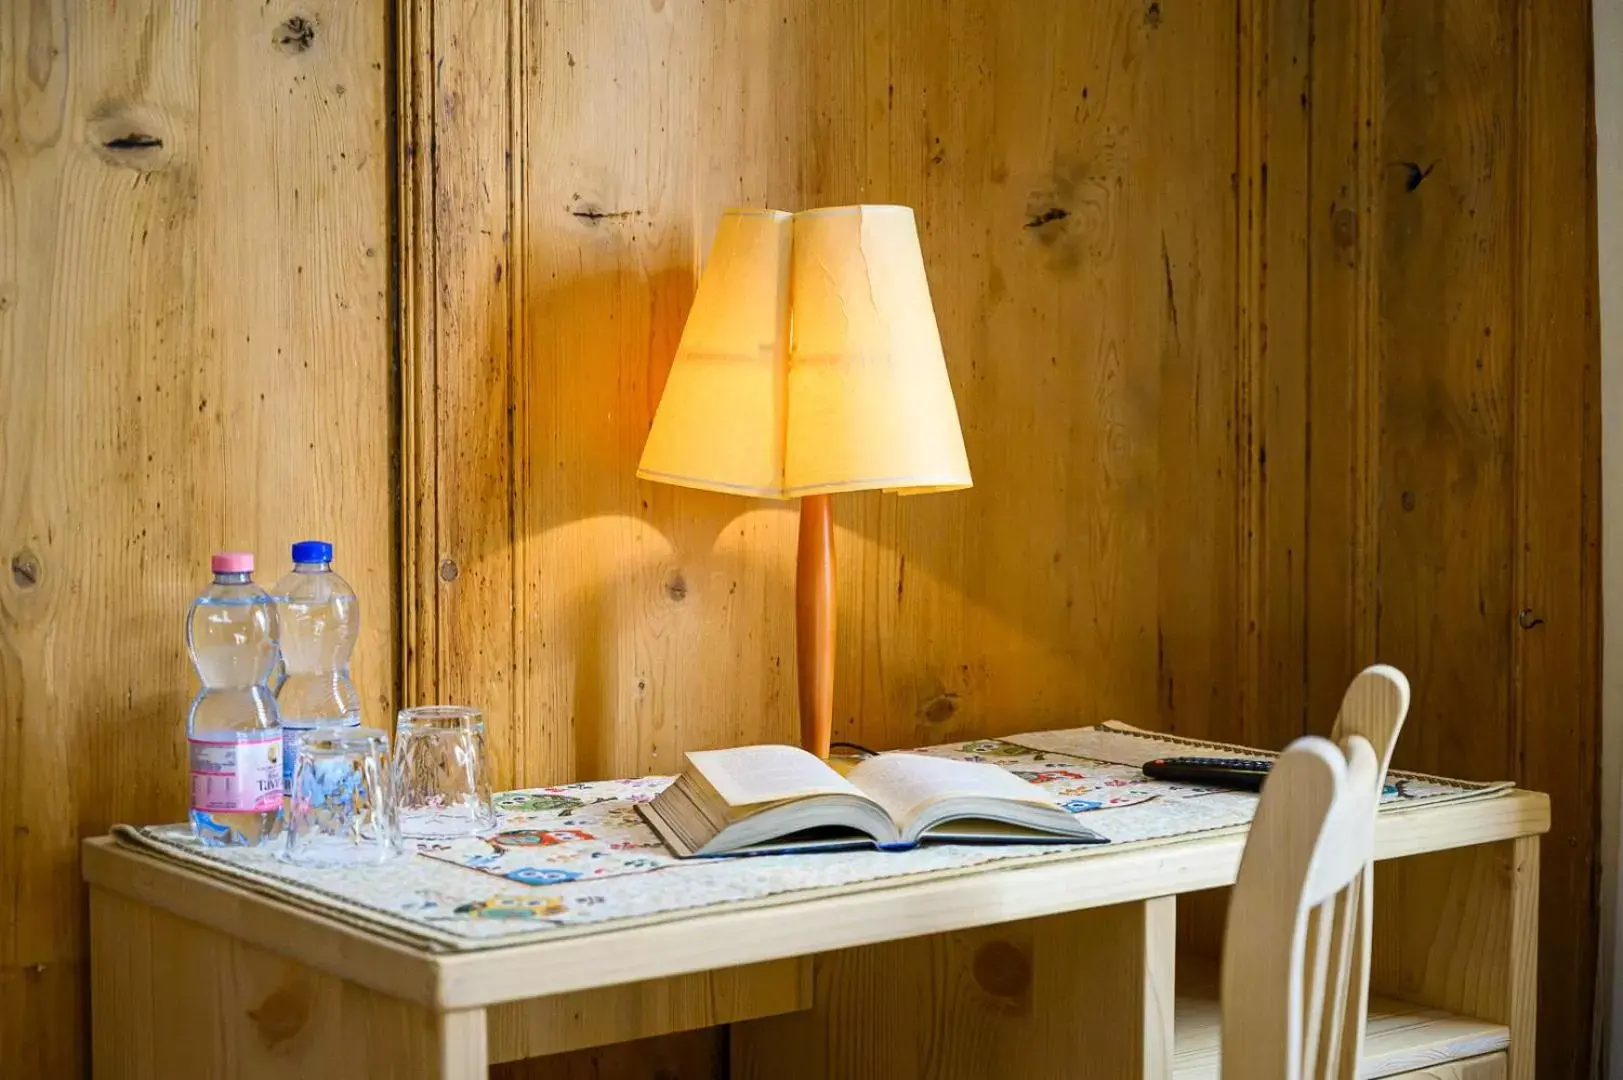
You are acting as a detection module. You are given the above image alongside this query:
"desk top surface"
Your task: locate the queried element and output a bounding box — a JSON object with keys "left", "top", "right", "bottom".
{"left": 83, "top": 786, "right": 1548, "bottom": 1010}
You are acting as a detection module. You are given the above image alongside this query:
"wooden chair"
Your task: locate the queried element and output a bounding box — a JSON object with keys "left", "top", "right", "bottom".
{"left": 1327, "top": 663, "right": 1412, "bottom": 790}
{"left": 1220, "top": 734, "right": 1381, "bottom": 1080}
{"left": 1320, "top": 664, "right": 1411, "bottom": 1076}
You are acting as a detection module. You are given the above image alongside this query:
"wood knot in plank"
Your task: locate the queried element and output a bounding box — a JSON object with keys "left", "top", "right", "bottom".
{"left": 1023, "top": 207, "right": 1070, "bottom": 230}
{"left": 972, "top": 940, "right": 1032, "bottom": 1002}
{"left": 920, "top": 692, "right": 958, "bottom": 724}
{"left": 11, "top": 550, "right": 39, "bottom": 589}
{"left": 1400, "top": 160, "right": 1436, "bottom": 193}
{"left": 664, "top": 572, "right": 688, "bottom": 602}
{"left": 1332, "top": 206, "right": 1357, "bottom": 251}
{"left": 104, "top": 133, "right": 162, "bottom": 151}
{"left": 1145, "top": 1, "right": 1162, "bottom": 28}
{"left": 568, "top": 200, "right": 642, "bottom": 226}
{"left": 275, "top": 16, "right": 317, "bottom": 53}
{"left": 87, "top": 108, "right": 174, "bottom": 172}
{"left": 439, "top": 558, "right": 459, "bottom": 583}
{"left": 248, "top": 984, "right": 311, "bottom": 1047}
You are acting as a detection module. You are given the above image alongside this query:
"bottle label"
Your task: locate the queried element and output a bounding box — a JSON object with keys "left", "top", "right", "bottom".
{"left": 189, "top": 732, "right": 283, "bottom": 813}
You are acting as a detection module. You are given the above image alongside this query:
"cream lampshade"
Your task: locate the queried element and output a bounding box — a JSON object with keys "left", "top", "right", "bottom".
{"left": 637, "top": 205, "right": 972, "bottom": 757}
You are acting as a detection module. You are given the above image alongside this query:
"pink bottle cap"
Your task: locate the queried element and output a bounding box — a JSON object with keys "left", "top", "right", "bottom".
{"left": 211, "top": 552, "right": 254, "bottom": 574}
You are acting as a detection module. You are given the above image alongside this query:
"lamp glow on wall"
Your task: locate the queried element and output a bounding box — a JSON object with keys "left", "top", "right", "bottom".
{"left": 637, "top": 205, "right": 972, "bottom": 758}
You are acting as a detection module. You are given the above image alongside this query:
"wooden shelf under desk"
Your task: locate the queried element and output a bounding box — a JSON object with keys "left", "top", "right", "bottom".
{"left": 1172, "top": 956, "right": 1509, "bottom": 1079}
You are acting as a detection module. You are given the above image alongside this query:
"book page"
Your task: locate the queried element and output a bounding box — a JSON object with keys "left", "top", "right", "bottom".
{"left": 685, "top": 745, "right": 861, "bottom": 807}
{"left": 845, "top": 753, "right": 1054, "bottom": 824}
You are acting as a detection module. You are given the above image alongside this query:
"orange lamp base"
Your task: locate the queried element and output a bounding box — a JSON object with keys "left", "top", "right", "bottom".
{"left": 795, "top": 494, "right": 836, "bottom": 758}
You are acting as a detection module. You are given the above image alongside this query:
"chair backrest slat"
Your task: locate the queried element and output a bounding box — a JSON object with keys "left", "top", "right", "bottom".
{"left": 1328, "top": 664, "right": 1412, "bottom": 793}
{"left": 1220, "top": 735, "right": 1380, "bottom": 1080}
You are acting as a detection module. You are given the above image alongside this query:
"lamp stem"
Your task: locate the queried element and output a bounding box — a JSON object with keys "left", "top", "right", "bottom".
{"left": 795, "top": 493, "right": 836, "bottom": 758}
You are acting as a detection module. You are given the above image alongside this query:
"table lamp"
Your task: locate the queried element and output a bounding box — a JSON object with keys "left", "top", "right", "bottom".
{"left": 637, "top": 205, "right": 972, "bottom": 758}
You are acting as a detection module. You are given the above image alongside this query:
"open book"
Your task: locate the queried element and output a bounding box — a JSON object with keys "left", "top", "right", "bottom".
{"left": 637, "top": 744, "right": 1107, "bottom": 857}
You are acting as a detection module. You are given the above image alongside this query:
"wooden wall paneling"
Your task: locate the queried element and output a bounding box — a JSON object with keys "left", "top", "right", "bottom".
{"left": 404, "top": 0, "right": 1603, "bottom": 1075}
{"left": 1306, "top": 1, "right": 1601, "bottom": 1070}
{"left": 1376, "top": 0, "right": 1519, "bottom": 782}
{"left": 1138, "top": 0, "right": 1245, "bottom": 747}
{"left": 1510, "top": 2, "right": 1601, "bottom": 1075}
{"left": 1305, "top": 0, "right": 1384, "bottom": 734}
{"left": 512, "top": 0, "right": 801, "bottom": 784}
{"left": 399, "top": 0, "right": 438, "bottom": 709}
{"left": 0, "top": 1, "right": 393, "bottom": 1075}
{"left": 414, "top": 0, "right": 522, "bottom": 783}
{"left": 1237, "top": 0, "right": 1313, "bottom": 751}
{"left": 430, "top": 0, "right": 1254, "bottom": 784}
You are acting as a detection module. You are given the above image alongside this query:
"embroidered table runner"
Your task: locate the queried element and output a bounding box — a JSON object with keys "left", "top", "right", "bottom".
{"left": 113, "top": 722, "right": 1508, "bottom": 953}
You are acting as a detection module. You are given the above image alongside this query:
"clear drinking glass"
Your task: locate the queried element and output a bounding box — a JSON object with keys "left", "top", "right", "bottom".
{"left": 282, "top": 726, "right": 402, "bottom": 867}
{"left": 392, "top": 706, "right": 496, "bottom": 839}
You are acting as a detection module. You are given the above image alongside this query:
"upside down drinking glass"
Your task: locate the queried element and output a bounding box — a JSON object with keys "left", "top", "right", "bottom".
{"left": 282, "top": 726, "right": 402, "bottom": 867}
{"left": 392, "top": 706, "right": 497, "bottom": 838}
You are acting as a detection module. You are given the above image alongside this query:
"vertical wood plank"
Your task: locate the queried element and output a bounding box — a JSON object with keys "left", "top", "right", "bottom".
{"left": 1510, "top": 3, "right": 1600, "bottom": 1076}
{"left": 422, "top": 0, "right": 519, "bottom": 783}
{"left": 488, "top": 0, "right": 1238, "bottom": 771}
{"left": 1375, "top": 0, "right": 1518, "bottom": 782}
{"left": 1305, "top": 0, "right": 1384, "bottom": 735}
{"left": 1, "top": 2, "right": 393, "bottom": 1075}
{"left": 1237, "top": 0, "right": 1313, "bottom": 752}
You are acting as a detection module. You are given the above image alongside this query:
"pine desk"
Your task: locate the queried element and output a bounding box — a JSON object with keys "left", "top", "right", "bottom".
{"left": 82, "top": 789, "right": 1546, "bottom": 1079}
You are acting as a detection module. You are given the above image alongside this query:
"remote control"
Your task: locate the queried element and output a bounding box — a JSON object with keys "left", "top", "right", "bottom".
{"left": 1142, "top": 756, "right": 1272, "bottom": 792}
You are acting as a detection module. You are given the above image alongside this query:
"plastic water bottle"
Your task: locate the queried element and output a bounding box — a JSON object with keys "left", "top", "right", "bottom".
{"left": 273, "top": 541, "right": 362, "bottom": 793}
{"left": 187, "top": 553, "right": 284, "bottom": 847}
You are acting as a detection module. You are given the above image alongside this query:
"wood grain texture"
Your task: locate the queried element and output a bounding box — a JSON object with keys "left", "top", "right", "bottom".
{"left": 1302, "top": 3, "right": 1598, "bottom": 1073}
{"left": 486, "top": 958, "right": 809, "bottom": 1063}
{"left": 408, "top": 0, "right": 1242, "bottom": 783}
{"left": 1238, "top": 0, "right": 1313, "bottom": 752}
{"left": 1, "top": 2, "right": 393, "bottom": 1075}
{"left": 399, "top": 0, "right": 1600, "bottom": 1073}
{"left": 90, "top": 888, "right": 458, "bottom": 1079}
{"left": 1368, "top": 839, "right": 1538, "bottom": 1079}
{"left": 1173, "top": 959, "right": 1510, "bottom": 1080}
{"left": 1508, "top": 4, "right": 1601, "bottom": 1076}
{"left": 491, "top": 1029, "right": 724, "bottom": 1080}
{"left": 732, "top": 897, "right": 1176, "bottom": 1080}
{"left": 1383, "top": 1054, "right": 1507, "bottom": 1080}
{"left": 795, "top": 494, "right": 836, "bottom": 757}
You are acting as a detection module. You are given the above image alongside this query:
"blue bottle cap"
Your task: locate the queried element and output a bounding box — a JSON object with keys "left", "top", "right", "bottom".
{"left": 291, "top": 540, "right": 333, "bottom": 564}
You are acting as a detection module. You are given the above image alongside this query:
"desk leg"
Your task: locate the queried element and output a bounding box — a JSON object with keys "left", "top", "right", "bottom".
{"left": 732, "top": 896, "right": 1175, "bottom": 1080}
{"left": 435, "top": 1009, "right": 490, "bottom": 1078}
{"left": 89, "top": 887, "right": 488, "bottom": 1079}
